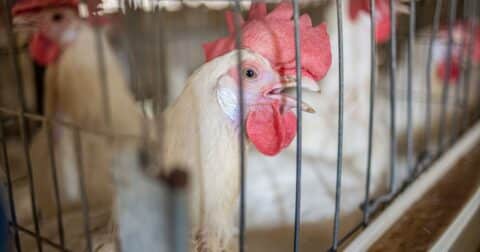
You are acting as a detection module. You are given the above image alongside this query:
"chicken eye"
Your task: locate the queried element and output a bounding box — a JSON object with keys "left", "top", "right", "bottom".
{"left": 52, "top": 13, "right": 64, "bottom": 22}
{"left": 243, "top": 68, "right": 258, "bottom": 80}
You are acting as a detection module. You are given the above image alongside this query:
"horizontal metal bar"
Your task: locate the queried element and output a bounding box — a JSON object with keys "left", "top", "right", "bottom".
{"left": 10, "top": 223, "right": 70, "bottom": 251}
{"left": 0, "top": 108, "right": 149, "bottom": 142}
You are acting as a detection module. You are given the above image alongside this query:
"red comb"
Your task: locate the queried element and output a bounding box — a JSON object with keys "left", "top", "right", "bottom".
{"left": 439, "top": 21, "right": 480, "bottom": 64}
{"left": 349, "top": 0, "right": 392, "bottom": 43}
{"left": 203, "top": 2, "right": 332, "bottom": 81}
{"left": 457, "top": 22, "right": 480, "bottom": 64}
{"left": 12, "top": 0, "right": 79, "bottom": 16}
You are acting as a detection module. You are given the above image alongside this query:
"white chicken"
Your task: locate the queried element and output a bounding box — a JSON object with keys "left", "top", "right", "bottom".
{"left": 11, "top": 0, "right": 150, "bottom": 250}
{"left": 391, "top": 22, "right": 480, "bottom": 156}
{"left": 156, "top": 3, "right": 332, "bottom": 250}
{"left": 245, "top": 0, "right": 406, "bottom": 249}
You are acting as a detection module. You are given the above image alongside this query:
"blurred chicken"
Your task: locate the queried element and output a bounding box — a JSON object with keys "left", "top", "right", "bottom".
{"left": 11, "top": 0, "right": 151, "bottom": 250}
{"left": 0, "top": 4, "right": 39, "bottom": 182}
{"left": 391, "top": 21, "right": 480, "bottom": 155}
{"left": 245, "top": 1, "right": 407, "bottom": 248}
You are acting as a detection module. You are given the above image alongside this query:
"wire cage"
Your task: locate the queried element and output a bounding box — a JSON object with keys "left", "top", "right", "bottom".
{"left": 0, "top": 0, "right": 479, "bottom": 251}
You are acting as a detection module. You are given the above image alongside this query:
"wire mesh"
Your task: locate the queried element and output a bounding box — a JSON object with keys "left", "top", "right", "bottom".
{"left": 0, "top": 0, "right": 479, "bottom": 252}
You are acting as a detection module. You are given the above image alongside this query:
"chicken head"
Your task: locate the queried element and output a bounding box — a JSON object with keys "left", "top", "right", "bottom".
{"left": 434, "top": 22, "right": 480, "bottom": 86}
{"left": 349, "top": 0, "right": 409, "bottom": 44}
{"left": 12, "top": 0, "right": 81, "bottom": 65}
{"left": 203, "top": 2, "right": 332, "bottom": 156}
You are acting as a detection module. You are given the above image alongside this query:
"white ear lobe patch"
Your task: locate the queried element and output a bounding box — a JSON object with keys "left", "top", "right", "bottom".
{"left": 61, "top": 28, "right": 78, "bottom": 44}
{"left": 216, "top": 75, "right": 240, "bottom": 125}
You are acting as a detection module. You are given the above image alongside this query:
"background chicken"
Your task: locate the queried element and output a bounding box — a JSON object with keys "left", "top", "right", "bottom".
{"left": 245, "top": 0, "right": 408, "bottom": 250}
{"left": 10, "top": 0, "right": 152, "bottom": 250}
{"left": 391, "top": 21, "right": 480, "bottom": 158}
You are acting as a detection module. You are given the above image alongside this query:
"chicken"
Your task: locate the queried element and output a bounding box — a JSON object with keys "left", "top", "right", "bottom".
{"left": 391, "top": 21, "right": 480, "bottom": 156}
{"left": 11, "top": 0, "right": 151, "bottom": 249}
{"left": 245, "top": 0, "right": 406, "bottom": 248}
{"left": 151, "top": 3, "right": 332, "bottom": 250}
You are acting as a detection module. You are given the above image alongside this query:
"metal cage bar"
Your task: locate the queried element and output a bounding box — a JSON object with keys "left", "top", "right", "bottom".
{"left": 331, "top": 0, "right": 345, "bottom": 250}
{"left": 72, "top": 128, "right": 93, "bottom": 252}
{"left": 231, "top": 1, "right": 246, "bottom": 251}
{"left": 292, "top": 0, "right": 304, "bottom": 251}
{"left": 437, "top": 0, "right": 458, "bottom": 153}
{"left": 45, "top": 122, "right": 66, "bottom": 248}
{"left": 451, "top": 13, "right": 467, "bottom": 143}
{"left": 407, "top": 0, "right": 416, "bottom": 177}
{"left": 425, "top": 0, "right": 444, "bottom": 159}
{"left": 388, "top": 0, "right": 398, "bottom": 195}
{"left": 0, "top": 118, "right": 22, "bottom": 252}
{"left": 362, "top": 0, "right": 377, "bottom": 226}
{"left": 462, "top": 0, "right": 478, "bottom": 129}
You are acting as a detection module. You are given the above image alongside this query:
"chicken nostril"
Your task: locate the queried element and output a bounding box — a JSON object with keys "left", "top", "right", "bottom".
{"left": 52, "top": 13, "right": 63, "bottom": 22}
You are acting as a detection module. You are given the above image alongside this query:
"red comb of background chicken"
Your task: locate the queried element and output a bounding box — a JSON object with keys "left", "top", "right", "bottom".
{"left": 349, "top": 0, "right": 391, "bottom": 43}
{"left": 203, "top": 2, "right": 332, "bottom": 81}
{"left": 435, "top": 21, "right": 480, "bottom": 84}
{"left": 450, "top": 22, "right": 480, "bottom": 64}
{"left": 12, "top": 0, "right": 79, "bottom": 15}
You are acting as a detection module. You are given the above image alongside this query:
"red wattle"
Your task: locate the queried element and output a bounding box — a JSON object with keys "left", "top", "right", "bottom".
{"left": 375, "top": 17, "right": 391, "bottom": 44}
{"left": 436, "top": 60, "right": 461, "bottom": 84}
{"left": 246, "top": 102, "right": 297, "bottom": 156}
{"left": 348, "top": 0, "right": 392, "bottom": 44}
{"left": 29, "top": 32, "right": 61, "bottom": 66}
{"left": 348, "top": 0, "right": 370, "bottom": 20}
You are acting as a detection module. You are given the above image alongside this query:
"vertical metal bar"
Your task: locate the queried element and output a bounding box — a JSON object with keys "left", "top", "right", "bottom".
{"left": 425, "top": 0, "right": 443, "bottom": 155}
{"left": 437, "top": 0, "right": 457, "bottom": 153}
{"left": 1, "top": 1, "right": 43, "bottom": 250}
{"left": 0, "top": 119, "right": 22, "bottom": 252}
{"left": 363, "top": 0, "right": 376, "bottom": 225}
{"left": 332, "top": 0, "right": 345, "bottom": 250}
{"left": 81, "top": 0, "right": 113, "bottom": 135}
{"left": 154, "top": 13, "right": 169, "bottom": 115}
{"left": 231, "top": 1, "right": 245, "bottom": 251}
{"left": 72, "top": 128, "right": 92, "bottom": 252}
{"left": 451, "top": 6, "right": 468, "bottom": 143}
{"left": 462, "top": 0, "right": 477, "bottom": 129}
{"left": 451, "top": 0, "right": 474, "bottom": 142}
{"left": 292, "top": 0, "right": 304, "bottom": 251}
{"left": 45, "top": 123, "right": 65, "bottom": 248}
{"left": 93, "top": 28, "right": 113, "bottom": 134}
{"left": 388, "top": 0, "right": 398, "bottom": 193}
{"left": 406, "top": 0, "right": 416, "bottom": 176}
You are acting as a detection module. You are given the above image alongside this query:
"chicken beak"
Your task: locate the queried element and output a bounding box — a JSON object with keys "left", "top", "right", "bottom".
{"left": 278, "top": 76, "right": 319, "bottom": 114}
{"left": 280, "top": 76, "right": 321, "bottom": 92}
{"left": 396, "top": 0, "right": 414, "bottom": 15}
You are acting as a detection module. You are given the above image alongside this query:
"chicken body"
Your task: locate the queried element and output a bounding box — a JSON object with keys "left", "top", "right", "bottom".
{"left": 159, "top": 50, "right": 270, "bottom": 251}
{"left": 12, "top": 17, "right": 149, "bottom": 251}
{"left": 388, "top": 26, "right": 480, "bottom": 156}
{"left": 246, "top": 0, "right": 390, "bottom": 238}
{"left": 27, "top": 21, "right": 145, "bottom": 218}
